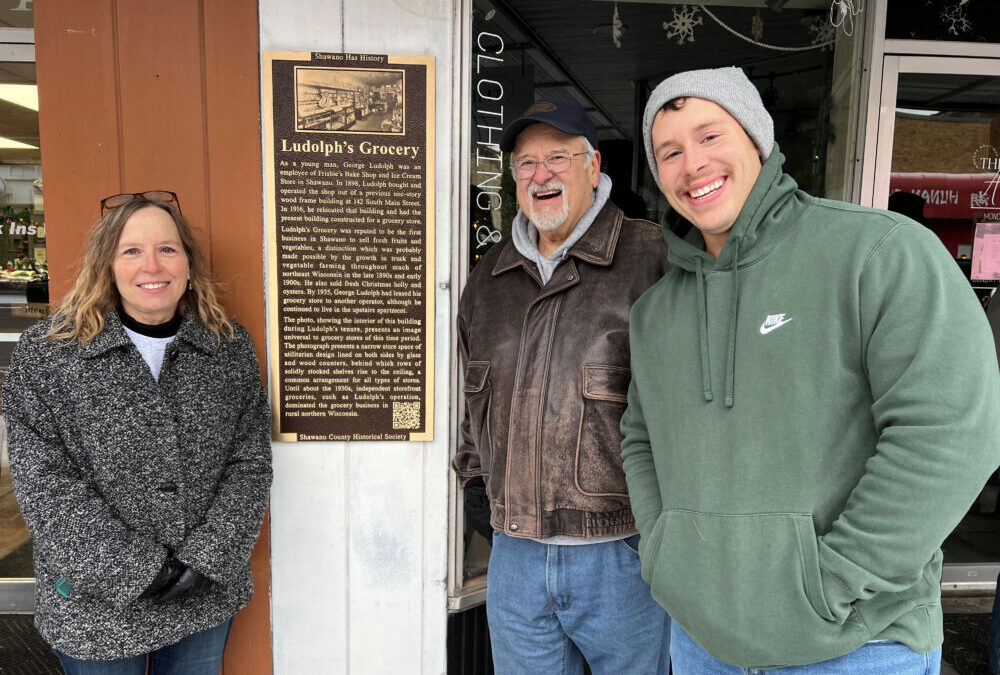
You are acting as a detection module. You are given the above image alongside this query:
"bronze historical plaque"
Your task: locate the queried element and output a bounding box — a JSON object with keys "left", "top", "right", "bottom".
{"left": 263, "top": 51, "right": 435, "bottom": 442}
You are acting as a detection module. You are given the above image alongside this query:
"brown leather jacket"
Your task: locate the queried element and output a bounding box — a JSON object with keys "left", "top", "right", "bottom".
{"left": 453, "top": 201, "right": 668, "bottom": 539}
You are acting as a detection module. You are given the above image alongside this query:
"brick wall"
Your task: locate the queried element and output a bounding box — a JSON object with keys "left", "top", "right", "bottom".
{"left": 892, "top": 116, "right": 991, "bottom": 173}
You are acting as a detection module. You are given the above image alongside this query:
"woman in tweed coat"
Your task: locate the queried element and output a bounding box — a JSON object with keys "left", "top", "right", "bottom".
{"left": 2, "top": 191, "right": 272, "bottom": 673}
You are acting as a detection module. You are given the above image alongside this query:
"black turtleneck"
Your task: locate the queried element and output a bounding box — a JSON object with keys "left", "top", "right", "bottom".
{"left": 116, "top": 306, "right": 182, "bottom": 338}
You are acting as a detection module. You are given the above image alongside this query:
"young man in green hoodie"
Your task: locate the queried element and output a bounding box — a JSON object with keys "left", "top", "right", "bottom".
{"left": 622, "top": 66, "right": 1000, "bottom": 673}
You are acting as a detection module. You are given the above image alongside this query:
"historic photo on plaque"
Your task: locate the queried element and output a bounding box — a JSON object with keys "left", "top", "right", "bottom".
{"left": 263, "top": 51, "right": 435, "bottom": 442}
{"left": 294, "top": 67, "right": 405, "bottom": 134}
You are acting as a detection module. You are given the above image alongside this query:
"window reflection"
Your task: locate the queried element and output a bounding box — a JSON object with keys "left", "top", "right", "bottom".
{"left": 467, "top": 0, "right": 859, "bottom": 273}
{"left": 460, "top": 0, "right": 866, "bottom": 589}
{"left": 0, "top": 52, "right": 41, "bottom": 581}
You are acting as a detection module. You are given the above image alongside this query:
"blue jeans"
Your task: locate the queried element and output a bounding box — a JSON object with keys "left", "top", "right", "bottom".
{"left": 487, "top": 532, "right": 671, "bottom": 675}
{"left": 671, "top": 621, "right": 940, "bottom": 675}
{"left": 54, "top": 618, "right": 233, "bottom": 675}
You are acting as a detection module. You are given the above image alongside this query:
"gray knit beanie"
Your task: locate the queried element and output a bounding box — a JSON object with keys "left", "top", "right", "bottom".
{"left": 642, "top": 66, "right": 773, "bottom": 190}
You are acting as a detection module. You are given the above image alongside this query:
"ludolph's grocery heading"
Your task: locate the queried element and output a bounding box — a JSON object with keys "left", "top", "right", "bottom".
{"left": 280, "top": 138, "right": 420, "bottom": 158}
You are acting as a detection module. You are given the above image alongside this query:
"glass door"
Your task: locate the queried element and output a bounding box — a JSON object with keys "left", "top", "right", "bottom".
{"left": 0, "top": 25, "right": 43, "bottom": 612}
{"left": 868, "top": 53, "right": 1000, "bottom": 595}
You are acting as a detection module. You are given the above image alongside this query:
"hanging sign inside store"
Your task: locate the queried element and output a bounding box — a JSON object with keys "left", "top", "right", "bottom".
{"left": 263, "top": 51, "right": 435, "bottom": 442}
{"left": 972, "top": 222, "right": 1000, "bottom": 282}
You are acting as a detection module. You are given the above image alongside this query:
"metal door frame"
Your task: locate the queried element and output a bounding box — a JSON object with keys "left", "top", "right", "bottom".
{"left": 447, "top": 0, "right": 488, "bottom": 612}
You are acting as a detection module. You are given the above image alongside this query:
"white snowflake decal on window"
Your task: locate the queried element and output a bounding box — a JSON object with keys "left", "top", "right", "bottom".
{"left": 941, "top": 3, "right": 971, "bottom": 36}
{"left": 807, "top": 15, "right": 835, "bottom": 50}
{"left": 662, "top": 5, "right": 703, "bottom": 46}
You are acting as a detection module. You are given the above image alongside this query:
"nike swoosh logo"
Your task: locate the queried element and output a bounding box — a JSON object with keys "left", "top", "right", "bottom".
{"left": 759, "top": 317, "right": 793, "bottom": 334}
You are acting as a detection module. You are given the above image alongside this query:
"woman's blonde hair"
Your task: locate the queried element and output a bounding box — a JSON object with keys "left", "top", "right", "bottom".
{"left": 47, "top": 196, "right": 233, "bottom": 343}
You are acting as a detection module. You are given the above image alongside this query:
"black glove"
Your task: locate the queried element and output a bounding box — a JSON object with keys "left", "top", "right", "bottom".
{"left": 463, "top": 476, "right": 494, "bottom": 543}
{"left": 139, "top": 554, "right": 185, "bottom": 600}
{"left": 151, "top": 566, "right": 214, "bottom": 604}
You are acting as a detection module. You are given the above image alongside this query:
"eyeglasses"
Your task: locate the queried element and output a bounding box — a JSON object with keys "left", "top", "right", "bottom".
{"left": 100, "top": 190, "right": 180, "bottom": 215}
{"left": 511, "top": 152, "right": 591, "bottom": 180}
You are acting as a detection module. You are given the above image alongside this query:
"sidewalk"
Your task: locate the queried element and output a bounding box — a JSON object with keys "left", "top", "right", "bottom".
{"left": 943, "top": 613, "right": 991, "bottom": 675}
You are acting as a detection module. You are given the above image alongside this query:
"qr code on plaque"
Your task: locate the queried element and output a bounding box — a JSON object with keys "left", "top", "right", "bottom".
{"left": 392, "top": 400, "right": 421, "bottom": 429}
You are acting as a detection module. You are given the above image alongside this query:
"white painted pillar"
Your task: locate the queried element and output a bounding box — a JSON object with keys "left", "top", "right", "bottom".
{"left": 260, "top": 1, "right": 456, "bottom": 672}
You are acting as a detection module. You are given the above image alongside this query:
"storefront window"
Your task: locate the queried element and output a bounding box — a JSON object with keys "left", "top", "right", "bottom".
{"left": 0, "top": 5, "right": 42, "bottom": 595}
{"left": 886, "top": 1, "right": 1000, "bottom": 43}
{"left": 467, "top": 0, "right": 863, "bottom": 274}
{"left": 457, "top": 0, "right": 867, "bottom": 596}
{"left": 0, "top": 59, "right": 44, "bottom": 361}
{"left": 889, "top": 73, "right": 1000, "bottom": 261}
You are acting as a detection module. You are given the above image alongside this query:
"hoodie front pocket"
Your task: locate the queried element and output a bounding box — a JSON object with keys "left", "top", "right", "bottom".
{"left": 464, "top": 361, "right": 494, "bottom": 477}
{"left": 574, "top": 364, "right": 630, "bottom": 497}
{"left": 648, "top": 510, "right": 867, "bottom": 668}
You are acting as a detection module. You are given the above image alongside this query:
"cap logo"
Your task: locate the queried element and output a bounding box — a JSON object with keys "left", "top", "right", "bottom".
{"left": 526, "top": 102, "right": 557, "bottom": 115}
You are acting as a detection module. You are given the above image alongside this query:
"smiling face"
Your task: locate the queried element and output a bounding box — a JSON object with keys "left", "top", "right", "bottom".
{"left": 112, "top": 205, "right": 190, "bottom": 324}
{"left": 650, "top": 97, "right": 763, "bottom": 257}
{"left": 512, "top": 123, "right": 600, "bottom": 252}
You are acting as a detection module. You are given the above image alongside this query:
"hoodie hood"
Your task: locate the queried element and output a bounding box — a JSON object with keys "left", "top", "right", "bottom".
{"left": 659, "top": 144, "right": 804, "bottom": 408}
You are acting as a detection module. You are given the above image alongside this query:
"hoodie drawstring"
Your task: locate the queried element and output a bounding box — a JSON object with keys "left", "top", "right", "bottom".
{"left": 724, "top": 238, "right": 740, "bottom": 408}
{"left": 695, "top": 256, "right": 713, "bottom": 402}
{"left": 694, "top": 240, "right": 740, "bottom": 408}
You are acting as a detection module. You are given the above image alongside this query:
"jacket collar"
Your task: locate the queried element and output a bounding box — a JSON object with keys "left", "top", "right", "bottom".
{"left": 491, "top": 201, "right": 624, "bottom": 277}
{"left": 80, "top": 307, "right": 219, "bottom": 358}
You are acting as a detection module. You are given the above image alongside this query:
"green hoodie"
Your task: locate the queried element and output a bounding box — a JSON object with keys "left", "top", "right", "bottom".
{"left": 621, "top": 145, "right": 1000, "bottom": 668}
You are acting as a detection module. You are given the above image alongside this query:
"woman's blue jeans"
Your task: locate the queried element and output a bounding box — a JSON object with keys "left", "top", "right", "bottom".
{"left": 53, "top": 618, "right": 233, "bottom": 675}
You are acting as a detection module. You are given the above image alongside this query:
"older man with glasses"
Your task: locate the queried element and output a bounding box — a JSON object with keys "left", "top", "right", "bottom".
{"left": 452, "top": 99, "right": 671, "bottom": 674}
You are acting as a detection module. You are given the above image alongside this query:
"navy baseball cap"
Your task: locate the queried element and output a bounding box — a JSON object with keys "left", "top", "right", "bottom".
{"left": 499, "top": 99, "right": 599, "bottom": 152}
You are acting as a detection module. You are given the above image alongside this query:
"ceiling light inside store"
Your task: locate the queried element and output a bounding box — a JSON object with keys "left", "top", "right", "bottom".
{"left": 0, "top": 84, "right": 38, "bottom": 111}
{"left": 897, "top": 107, "right": 939, "bottom": 117}
{"left": 0, "top": 136, "right": 37, "bottom": 149}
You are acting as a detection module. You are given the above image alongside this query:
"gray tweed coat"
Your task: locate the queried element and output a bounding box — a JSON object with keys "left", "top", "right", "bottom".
{"left": 2, "top": 310, "right": 272, "bottom": 659}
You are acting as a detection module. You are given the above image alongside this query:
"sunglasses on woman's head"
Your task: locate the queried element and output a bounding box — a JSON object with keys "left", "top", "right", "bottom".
{"left": 100, "top": 190, "right": 181, "bottom": 215}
